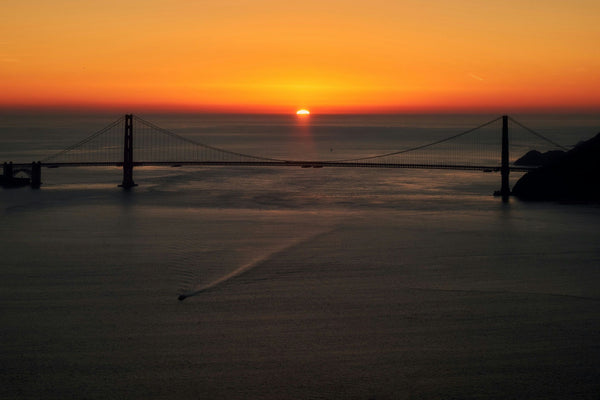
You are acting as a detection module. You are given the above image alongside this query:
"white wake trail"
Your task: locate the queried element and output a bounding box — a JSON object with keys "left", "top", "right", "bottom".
{"left": 178, "top": 229, "right": 332, "bottom": 301}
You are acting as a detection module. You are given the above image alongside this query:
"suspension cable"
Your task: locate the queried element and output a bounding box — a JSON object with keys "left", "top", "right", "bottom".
{"left": 508, "top": 117, "right": 569, "bottom": 151}
{"left": 41, "top": 114, "right": 556, "bottom": 165}
{"left": 326, "top": 116, "right": 503, "bottom": 162}
{"left": 132, "top": 115, "right": 288, "bottom": 162}
{"left": 41, "top": 116, "right": 125, "bottom": 162}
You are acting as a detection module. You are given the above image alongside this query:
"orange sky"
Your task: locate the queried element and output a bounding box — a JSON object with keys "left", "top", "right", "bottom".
{"left": 2, "top": 0, "right": 599, "bottom": 113}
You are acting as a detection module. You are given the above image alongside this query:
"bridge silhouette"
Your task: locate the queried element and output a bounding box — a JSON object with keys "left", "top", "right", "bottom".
{"left": 2, "top": 114, "right": 568, "bottom": 201}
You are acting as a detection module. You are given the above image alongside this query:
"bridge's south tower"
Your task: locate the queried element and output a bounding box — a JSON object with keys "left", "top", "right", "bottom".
{"left": 120, "top": 114, "right": 136, "bottom": 188}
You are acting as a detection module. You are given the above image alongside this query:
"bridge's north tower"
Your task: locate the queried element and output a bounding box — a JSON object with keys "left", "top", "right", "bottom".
{"left": 500, "top": 115, "right": 510, "bottom": 201}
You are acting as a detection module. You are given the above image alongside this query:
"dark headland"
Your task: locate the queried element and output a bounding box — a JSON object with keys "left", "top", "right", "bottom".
{"left": 512, "top": 132, "right": 600, "bottom": 201}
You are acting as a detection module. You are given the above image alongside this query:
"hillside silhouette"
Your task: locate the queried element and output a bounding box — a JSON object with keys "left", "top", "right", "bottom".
{"left": 512, "top": 132, "right": 600, "bottom": 201}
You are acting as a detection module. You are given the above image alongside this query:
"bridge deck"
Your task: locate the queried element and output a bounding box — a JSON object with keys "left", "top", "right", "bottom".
{"left": 10, "top": 161, "right": 535, "bottom": 173}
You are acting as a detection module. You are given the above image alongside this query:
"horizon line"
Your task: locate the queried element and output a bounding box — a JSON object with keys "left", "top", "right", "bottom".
{"left": 2, "top": 104, "right": 600, "bottom": 116}
{"left": 3, "top": 110, "right": 600, "bottom": 117}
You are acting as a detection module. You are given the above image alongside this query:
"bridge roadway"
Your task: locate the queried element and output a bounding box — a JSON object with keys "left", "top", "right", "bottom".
{"left": 11, "top": 161, "right": 535, "bottom": 172}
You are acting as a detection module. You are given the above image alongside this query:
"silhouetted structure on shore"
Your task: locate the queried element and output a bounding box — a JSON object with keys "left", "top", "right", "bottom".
{"left": 1, "top": 161, "right": 40, "bottom": 188}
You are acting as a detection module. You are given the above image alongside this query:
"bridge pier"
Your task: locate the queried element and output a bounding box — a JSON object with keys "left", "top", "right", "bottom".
{"left": 31, "top": 161, "right": 41, "bottom": 188}
{"left": 119, "top": 114, "right": 137, "bottom": 189}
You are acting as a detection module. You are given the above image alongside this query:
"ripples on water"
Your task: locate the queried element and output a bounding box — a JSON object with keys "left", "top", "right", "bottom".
{"left": 1, "top": 113, "right": 600, "bottom": 399}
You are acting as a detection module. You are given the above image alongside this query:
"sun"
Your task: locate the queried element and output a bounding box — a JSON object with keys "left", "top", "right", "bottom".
{"left": 296, "top": 109, "right": 310, "bottom": 115}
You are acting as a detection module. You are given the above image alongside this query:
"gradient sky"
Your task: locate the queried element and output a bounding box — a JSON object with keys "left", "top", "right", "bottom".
{"left": 2, "top": 0, "right": 599, "bottom": 113}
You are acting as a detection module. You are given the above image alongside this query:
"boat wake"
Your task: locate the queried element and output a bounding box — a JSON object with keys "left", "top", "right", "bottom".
{"left": 178, "top": 229, "right": 333, "bottom": 301}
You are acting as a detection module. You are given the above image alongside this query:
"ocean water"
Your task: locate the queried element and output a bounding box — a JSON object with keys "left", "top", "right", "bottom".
{"left": 1, "top": 113, "right": 600, "bottom": 399}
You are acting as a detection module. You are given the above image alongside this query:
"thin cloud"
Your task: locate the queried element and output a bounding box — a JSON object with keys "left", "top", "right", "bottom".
{"left": 468, "top": 73, "right": 484, "bottom": 81}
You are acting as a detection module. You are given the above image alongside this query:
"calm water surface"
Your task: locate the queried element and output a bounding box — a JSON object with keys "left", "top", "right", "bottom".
{"left": 1, "top": 113, "right": 600, "bottom": 399}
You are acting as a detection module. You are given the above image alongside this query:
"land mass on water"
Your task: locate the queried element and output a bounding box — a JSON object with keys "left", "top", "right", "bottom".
{"left": 512, "top": 132, "right": 600, "bottom": 201}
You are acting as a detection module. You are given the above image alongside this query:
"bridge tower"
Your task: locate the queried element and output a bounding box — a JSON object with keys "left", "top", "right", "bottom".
{"left": 3, "top": 161, "right": 13, "bottom": 179}
{"left": 500, "top": 115, "right": 510, "bottom": 201}
{"left": 120, "top": 114, "right": 137, "bottom": 189}
{"left": 31, "top": 161, "right": 41, "bottom": 188}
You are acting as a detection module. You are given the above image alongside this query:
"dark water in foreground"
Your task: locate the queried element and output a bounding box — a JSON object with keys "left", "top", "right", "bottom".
{"left": 1, "top": 114, "right": 600, "bottom": 399}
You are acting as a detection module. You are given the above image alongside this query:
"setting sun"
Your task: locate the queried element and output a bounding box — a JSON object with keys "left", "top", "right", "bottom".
{"left": 296, "top": 109, "right": 310, "bottom": 115}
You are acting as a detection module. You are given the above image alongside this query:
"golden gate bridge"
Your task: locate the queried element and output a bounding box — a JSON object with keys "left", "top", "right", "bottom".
{"left": 1, "top": 115, "right": 568, "bottom": 201}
